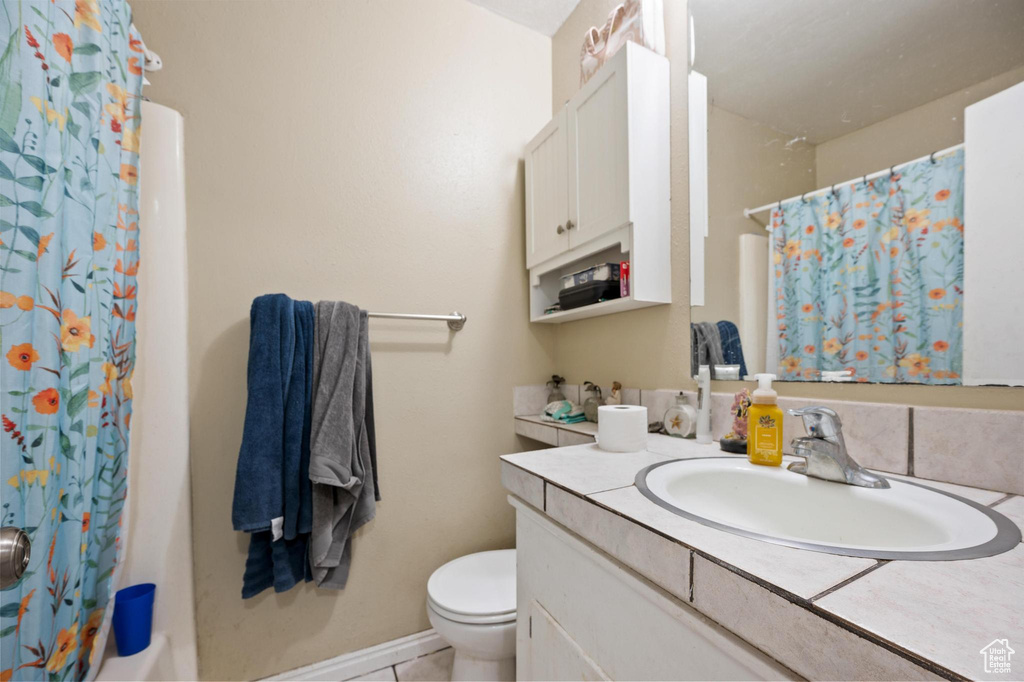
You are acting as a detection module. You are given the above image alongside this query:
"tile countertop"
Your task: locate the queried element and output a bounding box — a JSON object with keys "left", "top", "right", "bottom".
{"left": 500, "top": 435, "right": 1024, "bottom": 682}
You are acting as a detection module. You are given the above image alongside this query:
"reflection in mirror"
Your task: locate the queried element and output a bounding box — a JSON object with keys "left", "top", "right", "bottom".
{"left": 688, "top": 0, "right": 1024, "bottom": 387}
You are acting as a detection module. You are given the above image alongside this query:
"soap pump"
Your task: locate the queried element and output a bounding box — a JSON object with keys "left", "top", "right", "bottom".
{"left": 747, "top": 373, "right": 783, "bottom": 466}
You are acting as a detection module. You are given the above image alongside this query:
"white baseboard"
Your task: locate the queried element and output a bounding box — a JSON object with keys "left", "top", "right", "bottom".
{"left": 263, "top": 629, "right": 446, "bottom": 681}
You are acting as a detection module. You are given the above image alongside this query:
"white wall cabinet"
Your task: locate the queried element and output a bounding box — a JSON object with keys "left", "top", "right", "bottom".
{"left": 566, "top": 54, "right": 630, "bottom": 249}
{"left": 513, "top": 499, "right": 796, "bottom": 681}
{"left": 524, "top": 42, "right": 671, "bottom": 323}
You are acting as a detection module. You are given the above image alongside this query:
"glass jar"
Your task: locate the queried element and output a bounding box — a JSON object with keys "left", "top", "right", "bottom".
{"left": 582, "top": 381, "right": 603, "bottom": 423}
{"left": 663, "top": 392, "right": 697, "bottom": 438}
{"left": 546, "top": 375, "right": 566, "bottom": 403}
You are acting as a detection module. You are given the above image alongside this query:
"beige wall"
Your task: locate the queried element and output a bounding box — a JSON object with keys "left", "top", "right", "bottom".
{"left": 131, "top": 1, "right": 554, "bottom": 679}
{"left": 691, "top": 106, "right": 815, "bottom": 327}
{"left": 816, "top": 65, "right": 1024, "bottom": 187}
{"left": 550, "top": 6, "right": 1022, "bottom": 409}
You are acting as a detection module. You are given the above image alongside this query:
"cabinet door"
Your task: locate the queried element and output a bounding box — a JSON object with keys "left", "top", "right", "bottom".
{"left": 515, "top": 500, "right": 799, "bottom": 681}
{"left": 527, "top": 600, "right": 610, "bottom": 681}
{"left": 567, "top": 55, "right": 629, "bottom": 248}
{"left": 525, "top": 109, "right": 569, "bottom": 268}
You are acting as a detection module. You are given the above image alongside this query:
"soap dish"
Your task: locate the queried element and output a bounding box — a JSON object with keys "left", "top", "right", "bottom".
{"left": 719, "top": 437, "right": 746, "bottom": 454}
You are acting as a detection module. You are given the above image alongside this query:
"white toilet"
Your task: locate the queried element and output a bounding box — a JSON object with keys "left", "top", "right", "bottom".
{"left": 426, "top": 549, "right": 517, "bottom": 682}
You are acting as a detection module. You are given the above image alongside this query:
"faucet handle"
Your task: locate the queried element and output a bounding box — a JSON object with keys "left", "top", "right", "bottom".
{"left": 788, "top": 406, "right": 843, "bottom": 440}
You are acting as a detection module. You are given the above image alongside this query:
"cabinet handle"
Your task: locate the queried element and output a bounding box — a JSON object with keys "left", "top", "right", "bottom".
{"left": 557, "top": 224, "right": 565, "bottom": 234}
{"left": 566, "top": 220, "right": 575, "bottom": 230}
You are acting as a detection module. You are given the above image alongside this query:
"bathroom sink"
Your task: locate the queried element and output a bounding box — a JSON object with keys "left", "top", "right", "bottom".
{"left": 636, "top": 457, "right": 1021, "bottom": 560}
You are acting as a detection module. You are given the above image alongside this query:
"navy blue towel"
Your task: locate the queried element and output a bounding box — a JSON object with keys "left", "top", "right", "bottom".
{"left": 232, "top": 294, "right": 315, "bottom": 598}
{"left": 717, "top": 320, "right": 748, "bottom": 380}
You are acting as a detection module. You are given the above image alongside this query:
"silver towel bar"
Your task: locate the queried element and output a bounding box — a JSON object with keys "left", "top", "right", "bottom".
{"left": 366, "top": 310, "right": 466, "bottom": 332}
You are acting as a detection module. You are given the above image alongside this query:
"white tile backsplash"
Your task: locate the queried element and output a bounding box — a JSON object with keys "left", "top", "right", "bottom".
{"left": 640, "top": 389, "right": 685, "bottom": 426}
{"left": 884, "top": 473, "right": 1007, "bottom": 505}
{"left": 779, "top": 397, "right": 910, "bottom": 474}
{"left": 913, "top": 407, "right": 1024, "bottom": 494}
{"left": 599, "top": 385, "right": 640, "bottom": 406}
{"left": 561, "top": 384, "right": 581, "bottom": 404}
{"left": 710, "top": 391, "right": 736, "bottom": 440}
{"left": 639, "top": 389, "right": 745, "bottom": 441}
{"left": 513, "top": 385, "right": 550, "bottom": 417}
{"left": 515, "top": 385, "right": 1022, "bottom": 493}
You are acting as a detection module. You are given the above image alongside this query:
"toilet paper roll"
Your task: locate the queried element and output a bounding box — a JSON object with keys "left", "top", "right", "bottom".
{"left": 597, "top": 405, "right": 648, "bottom": 452}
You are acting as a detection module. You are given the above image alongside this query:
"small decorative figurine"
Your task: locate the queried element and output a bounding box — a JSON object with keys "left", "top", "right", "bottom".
{"left": 606, "top": 381, "right": 622, "bottom": 405}
{"left": 719, "top": 388, "right": 752, "bottom": 454}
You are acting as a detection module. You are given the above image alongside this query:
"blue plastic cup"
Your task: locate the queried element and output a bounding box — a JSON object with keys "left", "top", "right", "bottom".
{"left": 112, "top": 583, "right": 156, "bottom": 657}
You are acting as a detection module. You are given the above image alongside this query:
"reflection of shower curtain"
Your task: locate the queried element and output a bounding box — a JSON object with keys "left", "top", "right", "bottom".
{"left": 0, "top": 2, "right": 144, "bottom": 679}
{"left": 771, "top": 150, "right": 964, "bottom": 384}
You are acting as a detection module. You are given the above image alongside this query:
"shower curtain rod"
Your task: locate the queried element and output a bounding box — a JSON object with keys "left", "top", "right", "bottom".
{"left": 743, "top": 143, "right": 964, "bottom": 228}
{"left": 367, "top": 310, "right": 467, "bottom": 331}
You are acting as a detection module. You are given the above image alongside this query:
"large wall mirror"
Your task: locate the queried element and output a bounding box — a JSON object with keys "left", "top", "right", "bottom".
{"left": 688, "top": 0, "right": 1024, "bottom": 387}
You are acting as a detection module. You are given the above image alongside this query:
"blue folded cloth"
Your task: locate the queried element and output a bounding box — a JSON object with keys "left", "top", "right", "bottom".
{"left": 541, "top": 400, "right": 587, "bottom": 424}
{"left": 717, "top": 320, "right": 748, "bottom": 380}
{"left": 232, "top": 294, "right": 315, "bottom": 598}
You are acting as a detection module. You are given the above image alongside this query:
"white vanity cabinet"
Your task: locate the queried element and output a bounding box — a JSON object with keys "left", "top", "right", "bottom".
{"left": 524, "top": 42, "right": 671, "bottom": 323}
{"left": 513, "top": 499, "right": 796, "bottom": 681}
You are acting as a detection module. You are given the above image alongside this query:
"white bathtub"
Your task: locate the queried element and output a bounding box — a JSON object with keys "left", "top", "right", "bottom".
{"left": 95, "top": 632, "right": 179, "bottom": 681}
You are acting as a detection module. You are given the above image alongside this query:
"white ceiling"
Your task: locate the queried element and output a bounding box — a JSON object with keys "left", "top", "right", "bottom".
{"left": 468, "top": 0, "right": 581, "bottom": 37}
{"left": 691, "top": 0, "right": 1024, "bottom": 143}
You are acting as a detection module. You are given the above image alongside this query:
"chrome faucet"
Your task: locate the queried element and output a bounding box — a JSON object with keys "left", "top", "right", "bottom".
{"left": 787, "top": 407, "right": 889, "bottom": 489}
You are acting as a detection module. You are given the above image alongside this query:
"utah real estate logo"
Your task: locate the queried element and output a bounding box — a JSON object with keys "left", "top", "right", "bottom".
{"left": 980, "top": 639, "right": 1015, "bottom": 674}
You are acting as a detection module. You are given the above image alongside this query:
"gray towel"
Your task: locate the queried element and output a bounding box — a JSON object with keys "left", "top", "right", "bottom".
{"left": 309, "top": 301, "right": 377, "bottom": 589}
{"left": 691, "top": 321, "right": 725, "bottom": 377}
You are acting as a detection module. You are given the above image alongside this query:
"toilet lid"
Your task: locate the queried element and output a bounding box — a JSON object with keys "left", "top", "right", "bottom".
{"left": 427, "top": 549, "right": 516, "bottom": 619}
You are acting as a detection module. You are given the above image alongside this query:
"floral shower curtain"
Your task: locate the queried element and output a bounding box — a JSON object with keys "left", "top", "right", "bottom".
{"left": 772, "top": 149, "right": 964, "bottom": 384}
{"left": 0, "top": 1, "right": 143, "bottom": 679}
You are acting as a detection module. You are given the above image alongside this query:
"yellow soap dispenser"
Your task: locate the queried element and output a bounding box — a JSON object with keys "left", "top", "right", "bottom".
{"left": 747, "top": 373, "right": 783, "bottom": 466}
